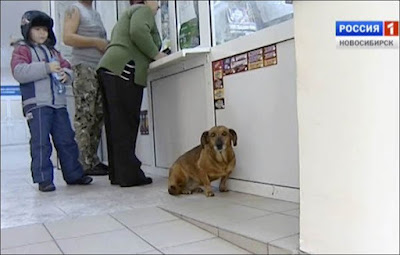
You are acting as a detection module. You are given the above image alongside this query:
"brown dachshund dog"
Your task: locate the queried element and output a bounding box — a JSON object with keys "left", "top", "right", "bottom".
{"left": 168, "top": 126, "right": 237, "bottom": 197}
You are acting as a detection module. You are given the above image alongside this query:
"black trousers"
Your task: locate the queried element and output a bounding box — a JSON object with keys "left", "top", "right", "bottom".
{"left": 97, "top": 68, "right": 148, "bottom": 186}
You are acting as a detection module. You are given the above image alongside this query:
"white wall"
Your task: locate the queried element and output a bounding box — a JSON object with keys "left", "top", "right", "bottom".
{"left": 215, "top": 39, "right": 299, "bottom": 189}
{"left": 1, "top": 1, "right": 51, "bottom": 147}
{"left": 210, "top": 19, "right": 299, "bottom": 202}
{"left": 294, "top": 1, "right": 399, "bottom": 254}
{"left": 1, "top": 1, "right": 50, "bottom": 85}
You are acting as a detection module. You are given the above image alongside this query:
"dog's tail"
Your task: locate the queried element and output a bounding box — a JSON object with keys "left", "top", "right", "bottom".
{"left": 168, "top": 185, "right": 179, "bottom": 195}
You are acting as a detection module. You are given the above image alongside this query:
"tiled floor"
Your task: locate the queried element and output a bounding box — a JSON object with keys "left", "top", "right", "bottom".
{"left": 1, "top": 211, "right": 250, "bottom": 254}
{"left": 159, "top": 193, "right": 301, "bottom": 254}
{"left": 1, "top": 145, "right": 301, "bottom": 254}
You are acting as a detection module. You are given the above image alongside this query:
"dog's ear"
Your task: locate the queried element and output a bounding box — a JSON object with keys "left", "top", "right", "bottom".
{"left": 229, "top": 129, "right": 237, "bottom": 146}
{"left": 201, "top": 131, "right": 209, "bottom": 148}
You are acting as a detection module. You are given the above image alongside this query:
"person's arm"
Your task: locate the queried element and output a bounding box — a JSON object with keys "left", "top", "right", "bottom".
{"left": 11, "top": 45, "right": 57, "bottom": 83}
{"left": 129, "top": 7, "right": 166, "bottom": 60}
{"left": 55, "top": 50, "right": 74, "bottom": 85}
{"left": 63, "top": 5, "right": 108, "bottom": 52}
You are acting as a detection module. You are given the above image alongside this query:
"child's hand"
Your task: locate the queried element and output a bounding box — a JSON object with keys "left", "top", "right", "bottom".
{"left": 59, "top": 71, "right": 68, "bottom": 83}
{"left": 49, "top": 62, "right": 61, "bottom": 73}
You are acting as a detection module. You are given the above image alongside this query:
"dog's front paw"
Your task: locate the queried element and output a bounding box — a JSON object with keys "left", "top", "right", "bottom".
{"left": 182, "top": 189, "right": 193, "bottom": 195}
{"left": 219, "top": 187, "right": 229, "bottom": 192}
{"left": 192, "top": 187, "right": 204, "bottom": 193}
{"left": 205, "top": 191, "right": 215, "bottom": 197}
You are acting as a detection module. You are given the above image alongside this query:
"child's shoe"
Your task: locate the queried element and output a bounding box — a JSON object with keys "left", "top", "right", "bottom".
{"left": 66, "top": 176, "right": 93, "bottom": 185}
{"left": 38, "top": 181, "right": 56, "bottom": 192}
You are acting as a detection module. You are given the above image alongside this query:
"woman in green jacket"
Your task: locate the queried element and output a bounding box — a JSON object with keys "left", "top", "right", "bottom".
{"left": 97, "top": 0, "right": 166, "bottom": 187}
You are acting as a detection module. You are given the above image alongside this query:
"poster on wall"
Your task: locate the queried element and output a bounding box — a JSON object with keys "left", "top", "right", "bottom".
{"left": 0, "top": 86, "right": 21, "bottom": 96}
{"left": 264, "top": 57, "right": 278, "bottom": 66}
{"left": 264, "top": 44, "right": 278, "bottom": 67}
{"left": 264, "top": 51, "right": 277, "bottom": 59}
{"left": 140, "top": 110, "right": 149, "bottom": 135}
{"left": 212, "top": 43, "right": 277, "bottom": 110}
{"left": 231, "top": 53, "right": 248, "bottom": 74}
{"left": 213, "top": 60, "right": 223, "bottom": 81}
{"left": 223, "top": 57, "right": 234, "bottom": 76}
{"left": 178, "top": 1, "right": 200, "bottom": 49}
{"left": 214, "top": 99, "right": 225, "bottom": 110}
{"left": 214, "top": 88, "right": 224, "bottom": 100}
{"left": 226, "top": 2, "right": 257, "bottom": 35}
{"left": 160, "top": 0, "right": 171, "bottom": 50}
{"left": 212, "top": 60, "right": 225, "bottom": 110}
{"left": 213, "top": 79, "right": 224, "bottom": 90}
{"left": 248, "top": 48, "right": 264, "bottom": 70}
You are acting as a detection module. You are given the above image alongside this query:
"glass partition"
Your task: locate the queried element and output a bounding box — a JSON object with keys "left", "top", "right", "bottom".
{"left": 176, "top": 0, "right": 200, "bottom": 49}
{"left": 61, "top": 1, "right": 293, "bottom": 54}
{"left": 117, "top": 0, "right": 130, "bottom": 20}
{"left": 157, "top": 0, "right": 172, "bottom": 51}
{"left": 95, "top": 0, "right": 117, "bottom": 39}
{"left": 117, "top": 0, "right": 172, "bottom": 51}
{"left": 51, "top": 1, "right": 77, "bottom": 60}
{"left": 211, "top": 0, "right": 293, "bottom": 46}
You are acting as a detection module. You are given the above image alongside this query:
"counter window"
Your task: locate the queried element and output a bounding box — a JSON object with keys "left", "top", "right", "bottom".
{"left": 211, "top": 0, "right": 293, "bottom": 46}
{"left": 117, "top": 0, "right": 130, "bottom": 20}
{"left": 158, "top": 0, "right": 171, "bottom": 51}
{"left": 176, "top": 0, "right": 200, "bottom": 49}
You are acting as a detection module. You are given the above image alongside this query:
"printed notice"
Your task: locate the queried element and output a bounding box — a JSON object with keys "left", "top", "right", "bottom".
{"left": 248, "top": 48, "right": 264, "bottom": 70}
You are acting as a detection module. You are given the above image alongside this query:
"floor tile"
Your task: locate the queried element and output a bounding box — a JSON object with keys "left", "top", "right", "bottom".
{"left": 111, "top": 207, "right": 178, "bottom": 228}
{"left": 45, "top": 214, "right": 124, "bottom": 239}
{"left": 0, "top": 183, "right": 36, "bottom": 196}
{"left": 0, "top": 241, "right": 62, "bottom": 254}
{"left": 54, "top": 199, "right": 133, "bottom": 218}
{"left": 218, "top": 229, "right": 268, "bottom": 254}
{"left": 222, "top": 213, "right": 299, "bottom": 244}
{"left": 56, "top": 228, "right": 154, "bottom": 254}
{"left": 232, "top": 196, "right": 299, "bottom": 213}
{"left": 0, "top": 145, "right": 31, "bottom": 171}
{"left": 216, "top": 191, "right": 267, "bottom": 203}
{"left": 132, "top": 220, "right": 215, "bottom": 249}
{"left": 180, "top": 215, "right": 219, "bottom": 236}
{"left": 268, "top": 245, "right": 297, "bottom": 254}
{"left": 118, "top": 191, "right": 190, "bottom": 209}
{"left": 159, "top": 197, "right": 233, "bottom": 215}
{"left": 184, "top": 203, "right": 271, "bottom": 227}
{"left": 1, "top": 224, "right": 52, "bottom": 249}
{"left": 142, "top": 250, "right": 163, "bottom": 254}
{"left": 281, "top": 209, "right": 300, "bottom": 218}
{"left": 269, "top": 234, "right": 300, "bottom": 254}
{"left": 1, "top": 204, "right": 67, "bottom": 229}
{"left": 161, "top": 237, "right": 251, "bottom": 254}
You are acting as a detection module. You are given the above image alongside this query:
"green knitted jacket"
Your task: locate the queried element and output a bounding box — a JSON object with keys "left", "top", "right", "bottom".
{"left": 97, "top": 5, "right": 161, "bottom": 86}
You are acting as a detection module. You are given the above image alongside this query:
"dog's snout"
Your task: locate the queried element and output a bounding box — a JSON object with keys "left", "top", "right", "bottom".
{"left": 216, "top": 138, "right": 223, "bottom": 150}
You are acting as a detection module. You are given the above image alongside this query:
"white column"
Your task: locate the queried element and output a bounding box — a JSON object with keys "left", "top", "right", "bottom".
{"left": 294, "top": 1, "right": 399, "bottom": 253}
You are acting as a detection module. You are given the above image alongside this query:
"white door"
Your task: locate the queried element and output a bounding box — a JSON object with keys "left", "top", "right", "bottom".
{"left": 1, "top": 89, "right": 30, "bottom": 146}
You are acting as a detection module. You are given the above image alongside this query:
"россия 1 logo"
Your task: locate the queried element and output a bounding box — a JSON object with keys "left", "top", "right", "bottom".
{"left": 336, "top": 21, "right": 399, "bottom": 48}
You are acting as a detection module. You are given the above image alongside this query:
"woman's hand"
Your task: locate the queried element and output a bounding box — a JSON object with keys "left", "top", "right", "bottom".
{"left": 154, "top": 52, "right": 167, "bottom": 60}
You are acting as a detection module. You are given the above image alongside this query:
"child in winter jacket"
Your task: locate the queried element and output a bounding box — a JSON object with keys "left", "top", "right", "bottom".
{"left": 11, "top": 10, "right": 93, "bottom": 192}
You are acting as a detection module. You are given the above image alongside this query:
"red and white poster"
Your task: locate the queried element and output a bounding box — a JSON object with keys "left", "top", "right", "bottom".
{"left": 231, "top": 53, "right": 248, "bottom": 74}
